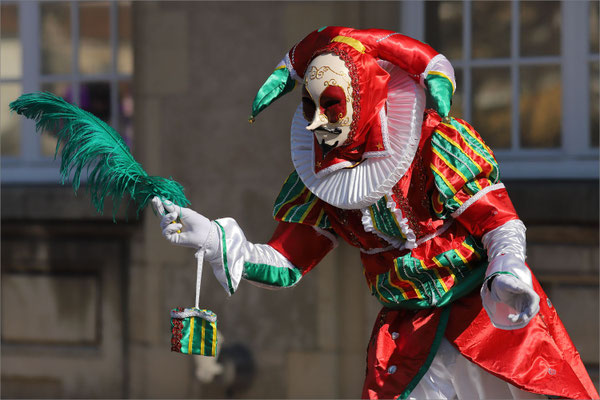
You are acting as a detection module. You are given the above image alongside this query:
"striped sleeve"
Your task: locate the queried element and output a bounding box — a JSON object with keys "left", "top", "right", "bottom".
{"left": 429, "top": 117, "right": 519, "bottom": 237}
{"left": 273, "top": 171, "right": 331, "bottom": 230}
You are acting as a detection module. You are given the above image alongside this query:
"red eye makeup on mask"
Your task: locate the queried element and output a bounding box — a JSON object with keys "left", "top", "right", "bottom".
{"left": 319, "top": 85, "right": 346, "bottom": 123}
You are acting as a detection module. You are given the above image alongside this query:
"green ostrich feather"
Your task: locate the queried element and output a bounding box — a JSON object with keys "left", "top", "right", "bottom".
{"left": 9, "top": 92, "right": 190, "bottom": 218}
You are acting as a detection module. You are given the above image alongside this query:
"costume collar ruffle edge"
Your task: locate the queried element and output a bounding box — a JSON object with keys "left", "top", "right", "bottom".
{"left": 291, "top": 60, "right": 426, "bottom": 209}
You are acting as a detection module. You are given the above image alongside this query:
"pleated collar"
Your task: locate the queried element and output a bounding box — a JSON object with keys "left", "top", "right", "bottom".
{"left": 290, "top": 60, "right": 426, "bottom": 209}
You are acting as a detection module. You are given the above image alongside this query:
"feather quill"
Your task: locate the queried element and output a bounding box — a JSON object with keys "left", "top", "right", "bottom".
{"left": 9, "top": 92, "right": 190, "bottom": 218}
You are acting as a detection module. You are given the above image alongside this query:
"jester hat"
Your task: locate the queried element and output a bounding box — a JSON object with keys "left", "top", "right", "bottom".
{"left": 250, "top": 27, "right": 455, "bottom": 174}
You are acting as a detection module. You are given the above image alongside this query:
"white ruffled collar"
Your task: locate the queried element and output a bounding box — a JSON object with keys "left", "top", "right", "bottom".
{"left": 290, "top": 60, "right": 426, "bottom": 210}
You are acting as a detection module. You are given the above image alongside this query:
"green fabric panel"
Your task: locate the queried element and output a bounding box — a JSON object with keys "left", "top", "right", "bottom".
{"left": 449, "top": 119, "right": 500, "bottom": 183}
{"left": 214, "top": 221, "right": 234, "bottom": 295}
{"left": 251, "top": 67, "right": 296, "bottom": 119}
{"left": 425, "top": 74, "right": 453, "bottom": 118}
{"left": 273, "top": 171, "right": 306, "bottom": 217}
{"left": 243, "top": 261, "right": 302, "bottom": 287}
{"left": 191, "top": 318, "right": 202, "bottom": 355}
{"left": 180, "top": 317, "right": 191, "bottom": 354}
{"left": 370, "top": 197, "right": 404, "bottom": 238}
{"left": 399, "top": 306, "right": 451, "bottom": 399}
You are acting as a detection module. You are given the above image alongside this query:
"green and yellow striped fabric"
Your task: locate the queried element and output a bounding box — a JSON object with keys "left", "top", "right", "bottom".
{"left": 367, "top": 196, "right": 406, "bottom": 239}
{"left": 430, "top": 117, "right": 501, "bottom": 218}
{"left": 369, "top": 236, "right": 487, "bottom": 308}
{"left": 171, "top": 308, "right": 217, "bottom": 357}
{"left": 273, "top": 171, "right": 331, "bottom": 230}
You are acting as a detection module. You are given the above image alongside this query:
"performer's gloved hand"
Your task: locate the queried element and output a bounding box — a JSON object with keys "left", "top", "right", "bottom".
{"left": 487, "top": 272, "right": 540, "bottom": 327}
{"left": 480, "top": 253, "right": 540, "bottom": 330}
{"left": 151, "top": 197, "right": 217, "bottom": 250}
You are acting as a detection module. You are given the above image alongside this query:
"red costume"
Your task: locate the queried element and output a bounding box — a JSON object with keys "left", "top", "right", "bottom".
{"left": 157, "top": 27, "right": 599, "bottom": 399}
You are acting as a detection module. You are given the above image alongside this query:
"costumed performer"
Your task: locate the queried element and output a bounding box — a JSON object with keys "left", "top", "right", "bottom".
{"left": 152, "top": 27, "right": 599, "bottom": 399}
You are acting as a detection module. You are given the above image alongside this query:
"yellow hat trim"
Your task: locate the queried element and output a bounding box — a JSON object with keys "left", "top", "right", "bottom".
{"left": 331, "top": 36, "right": 365, "bottom": 54}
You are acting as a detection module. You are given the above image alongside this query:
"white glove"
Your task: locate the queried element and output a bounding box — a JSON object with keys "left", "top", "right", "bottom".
{"left": 484, "top": 272, "right": 540, "bottom": 329}
{"left": 151, "top": 196, "right": 216, "bottom": 250}
{"left": 480, "top": 220, "right": 540, "bottom": 330}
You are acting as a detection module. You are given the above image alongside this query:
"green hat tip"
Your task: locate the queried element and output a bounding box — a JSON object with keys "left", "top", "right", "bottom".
{"left": 251, "top": 66, "right": 297, "bottom": 122}
{"left": 425, "top": 73, "right": 454, "bottom": 118}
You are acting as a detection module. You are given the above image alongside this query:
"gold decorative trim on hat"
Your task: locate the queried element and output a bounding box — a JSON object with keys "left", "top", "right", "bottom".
{"left": 331, "top": 36, "right": 365, "bottom": 53}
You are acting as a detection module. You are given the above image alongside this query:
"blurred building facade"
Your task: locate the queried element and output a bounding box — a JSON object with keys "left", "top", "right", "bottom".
{"left": 1, "top": 1, "right": 598, "bottom": 398}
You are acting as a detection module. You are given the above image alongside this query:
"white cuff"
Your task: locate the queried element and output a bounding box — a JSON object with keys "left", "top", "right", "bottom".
{"left": 481, "top": 219, "right": 527, "bottom": 263}
{"left": 205, "top": 218, "right": 245, "bottom": 296}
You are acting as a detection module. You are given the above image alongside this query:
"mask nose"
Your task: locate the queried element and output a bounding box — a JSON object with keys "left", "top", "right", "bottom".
{"left": 306, "top": 111, "right": 325, "bottom": 131}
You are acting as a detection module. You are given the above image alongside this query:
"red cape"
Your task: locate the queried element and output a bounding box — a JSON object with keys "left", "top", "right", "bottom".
{"left": 363, "top": 272, "right": 599, "bottom": 399}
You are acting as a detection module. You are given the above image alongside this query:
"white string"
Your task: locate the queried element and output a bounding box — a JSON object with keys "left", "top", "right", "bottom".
{"left": 194, "top": 249, "right": 205, "bottom": 309}
{"left": 193, "top": 222, "right": 217, "bottom": 309}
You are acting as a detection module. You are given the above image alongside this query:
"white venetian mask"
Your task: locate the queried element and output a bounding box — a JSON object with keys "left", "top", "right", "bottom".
{"left": 302, "top": 53, "right": 353, "bottom": 155}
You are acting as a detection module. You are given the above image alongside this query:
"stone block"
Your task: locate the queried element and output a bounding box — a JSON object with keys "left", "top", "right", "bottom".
{"left": 139, "top": 347, "right": 193, "bottom": 398}
{"left": 1, "top": 376, "right": 63, "bottom": 399}
{"left": 338, "top": 242, "right": 369, "bottom": 350}
{"left": 364, "top": 289, "right": 383, "bottom": 341}
{"left": 316, "top": 247, "right": 339, "bottom": 352}
{"left": 339, "top": 353, "right": 367, "bottom": 398}
{"left": 1, "top": 274, "right": 98, "bottom": 344}
{"left": 544, "top": 284, "right": 599, "bottom": 364}
{"left": 287, "top": 351, "right": 338, "bottom": 398}
{"left": 135, "top": 8, "right": 188, "bottom": 95}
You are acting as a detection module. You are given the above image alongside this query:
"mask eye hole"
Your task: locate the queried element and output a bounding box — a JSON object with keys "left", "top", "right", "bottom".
{"left": 302, "top": 87, "right": 316, "bottom": 122}
{"left": 320, "top": 85, "right": 346, "bottom": 123}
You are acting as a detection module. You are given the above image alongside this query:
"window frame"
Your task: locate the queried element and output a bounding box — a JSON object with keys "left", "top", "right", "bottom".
{"left": 1, "top": 0, "right": 132, "bottom": 183}
{"left": 402, "top": 0, "right": 599, "bottom": 179}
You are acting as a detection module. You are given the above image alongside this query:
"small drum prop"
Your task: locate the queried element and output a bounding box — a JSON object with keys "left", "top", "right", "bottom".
{"left": 170, "top": 249, "right": 217, "bottom": 356}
